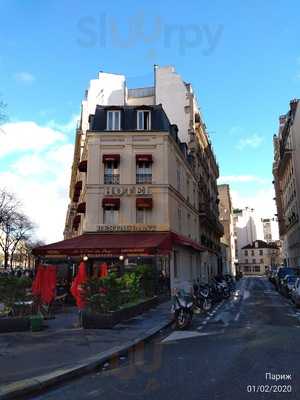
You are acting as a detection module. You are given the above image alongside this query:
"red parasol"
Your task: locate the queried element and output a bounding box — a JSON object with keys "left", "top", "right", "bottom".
{"left": 71, "top": 262, "right": 87, "bottom": 309}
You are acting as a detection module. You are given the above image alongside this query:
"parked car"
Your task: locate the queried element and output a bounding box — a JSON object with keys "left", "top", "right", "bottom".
{"left": 281, "top": 275, "right": 298, "bottom": 297}
{"left": 291, "top": 278, "right": 300, "bottom": 307}
{"left": 275, "top": 267, "right": 298, "bottom": 290}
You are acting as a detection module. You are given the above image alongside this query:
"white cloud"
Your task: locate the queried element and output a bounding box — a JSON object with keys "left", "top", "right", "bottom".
{"left": 236, "top": 134, "right": 264, "bottom": 150}
{"left": 0, "top": 120, "right": 74, "bottom": 243}
{"left": 231, "top": 186, "right": 277, "bottom": 219}
{"left": 14, "top": 72, "right": 35, "bottom": 84}
{"left": 0, "top": 121, "right": 65, "bottom": 157}
{"left": 218, "top": 175, "right": 269, "bottom": 184}
{"left": 47, "top": 114, "right": 79, "bottom": 133}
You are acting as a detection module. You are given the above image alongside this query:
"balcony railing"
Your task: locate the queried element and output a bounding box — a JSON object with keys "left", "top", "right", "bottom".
{"left": 104, "top": 174, "right": 120, "bottom": 184}
{"left": 136, "top": 174, "right": 152, "bottom": 184}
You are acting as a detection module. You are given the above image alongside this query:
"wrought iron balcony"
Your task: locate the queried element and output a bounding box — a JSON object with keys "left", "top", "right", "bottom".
{"left": 136, "top": 174, "right": 152, "bottom": 184}
{"left": 104, "top": 174, "right": 120, "bottom": 184}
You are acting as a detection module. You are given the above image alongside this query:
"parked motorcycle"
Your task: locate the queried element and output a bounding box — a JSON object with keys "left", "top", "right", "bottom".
{"left": 171, "top": 289, "right": 193, "bottom": 329}
{"left": 193, "top": 280, "right": 212, "bottom": 312}
{"left": 211, "top": 277, "right": 230, "bottom": 300}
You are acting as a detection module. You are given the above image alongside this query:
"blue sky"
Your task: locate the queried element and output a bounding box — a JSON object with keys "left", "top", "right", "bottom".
{"left": 1, "top": 0, "right": 300, "bottom": 241}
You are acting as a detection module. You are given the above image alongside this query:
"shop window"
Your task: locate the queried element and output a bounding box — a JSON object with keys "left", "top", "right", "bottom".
{"left": 174, "top": 251, "right": 179, "bottom": 278}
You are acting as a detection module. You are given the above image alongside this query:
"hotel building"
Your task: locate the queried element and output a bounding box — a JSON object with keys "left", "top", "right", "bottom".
{"left": 34, "top": 66, "right": 223, "bottom": 291}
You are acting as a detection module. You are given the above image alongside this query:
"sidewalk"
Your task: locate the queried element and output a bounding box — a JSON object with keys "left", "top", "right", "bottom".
{"left": 0, "top": 300, "right": 172, "bottom": 399}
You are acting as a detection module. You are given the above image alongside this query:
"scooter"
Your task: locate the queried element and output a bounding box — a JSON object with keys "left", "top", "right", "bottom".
{"left": 171, "top": 289, "right": 193, "bottom": 330}
{"left": 193, "top": 280, "right": 212, "bottom": 312}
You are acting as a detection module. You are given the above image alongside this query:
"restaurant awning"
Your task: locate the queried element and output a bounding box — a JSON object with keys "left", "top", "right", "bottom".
{"left": 32, "top": 232, "right": 206, "bottom": 257}
{"left": 102, "top": 154, "right": 120, "bottom": 163}
{"left": 135, "top": 154, "right": 153, "bottom": 163}
{"left": 136, "top": 197, "right": 153, "bottom": 209}
{"left": 102, "top": 198, "right": 120, "bottom": 209}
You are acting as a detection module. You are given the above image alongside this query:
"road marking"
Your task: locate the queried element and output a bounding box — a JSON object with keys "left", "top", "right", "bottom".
{"left": 162, "top": 330, "right": 225, "bottom": 343}
{"left": 234, "top": 312, "right": 240, "bottom": 322}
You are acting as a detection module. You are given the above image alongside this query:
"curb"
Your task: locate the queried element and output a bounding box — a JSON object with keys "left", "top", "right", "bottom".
{"left": 0, "top": 317, "right": 173, "bottom": 400}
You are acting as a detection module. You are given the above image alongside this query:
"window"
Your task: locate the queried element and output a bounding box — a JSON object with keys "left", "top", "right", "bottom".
{"left": 137, "top": 110, "right": 151, "bottom": 130}
{"left": 187, "top": 177, "right": 190, "bottom": 202}
{"left": 136, "top": 161, "right": 152, "bottom": 184}
{"left": 259, "top": 250, "right": 263, "bottom": 256}
{"left": 252, "top": 259, "right": 256, "bottom": 264}
{"left": 187, "top": 214, "right": 191, "bottom": 237}
{"left": 260, "top": 259, "right": 264, "bottom": 264}
{"left": 136, "top": 208, "right": 150, "bottom": 224}
{"left": 178, "top": 208, "right": 182, "bottom": 232}
{"left": 104, "top": 161, "right": 120, "bottom": 184}
{"left": 245, "top": 259, "right": 248, "bottom": 264}
{"left": 107, "top": 110, "right": 121, "bottom": 130}
{"left": 177, "top": 165, "right": 181, "bottom": 192}
{"left": 251, "top": 250, "right": 254, "bottom": 256}
{"left": 103, "top": 207, "right": 119, "bottom": 225}
{"left": 254, "top": 266, "right": 260, "bottom": 272}
{"left": 174, "top": 251, "right": 179, "bottom": 278}
{"left": 245, "top": 250, "right": 248, "bottom": 256}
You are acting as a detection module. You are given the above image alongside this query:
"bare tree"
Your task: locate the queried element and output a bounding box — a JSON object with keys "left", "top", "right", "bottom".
{"left": 0, "top": 190, "right": 19, "bottom": 225}
{"left": 0, "top": 190, "right": 35, "bottom": 268}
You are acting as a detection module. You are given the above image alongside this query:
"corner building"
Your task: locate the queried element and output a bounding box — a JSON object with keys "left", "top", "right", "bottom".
{"left": 39, "top": 66, "right": 223, "bottom": 292}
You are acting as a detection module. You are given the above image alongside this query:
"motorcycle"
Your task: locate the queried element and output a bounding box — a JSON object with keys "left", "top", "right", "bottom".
{"left": 211, "top": 277, "right": 230, "bottom": 300}
{"left": 171, "top": 289, "right": 193, "bottom": 329}
{"left": 193, "top": 280, "right": 212, "bottom": 312}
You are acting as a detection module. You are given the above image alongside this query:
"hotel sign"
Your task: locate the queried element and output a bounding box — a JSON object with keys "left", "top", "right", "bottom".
{"left": 104, "top": 186, "right": 149, "bottom": 196}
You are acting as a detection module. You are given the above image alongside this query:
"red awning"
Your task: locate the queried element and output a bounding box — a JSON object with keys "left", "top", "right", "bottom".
{"left": 78, "top": 160, "right": 87, "bottom": 172}
{"left": 32, "top": 232, "right": 206, "bottom": 257}
{"left": 103, "top": 154, "right": 120, "bottom": 163}
{"left": 136, "top": 197, "right": 153, "bottom": 209}
{"left": 102, "top": 198, "right": 120, "bottom": 209}
{"left": 77, "top": 202, "right": 86, "bottom": 214}
{"left": 136, "top": 154, "right": 153, "bottom": 163}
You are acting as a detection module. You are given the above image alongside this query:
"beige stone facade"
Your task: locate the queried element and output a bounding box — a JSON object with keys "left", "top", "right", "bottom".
{"left": 218, "top": 184, "right": 236, "bottom": 276}
{"left": 64, "top": 66, "right": 223, "bottom": 290}
{"left": 273, "top": 99, "right": 300, "bottom": 266}
{"left": 239, "top": 240, "right": 282, "bottom": 276}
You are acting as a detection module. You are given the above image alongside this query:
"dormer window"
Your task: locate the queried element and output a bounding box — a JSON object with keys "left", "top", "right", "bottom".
{"left": 137, "top": 110, "right": 151, "bottom": 130}
{"left": 107, "top": 110, "right": 121, "bottom": 130}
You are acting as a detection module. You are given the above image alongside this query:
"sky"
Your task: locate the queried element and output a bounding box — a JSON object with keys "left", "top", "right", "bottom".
{"left": 1, "top": 0, "right": 300, "bottom": 243}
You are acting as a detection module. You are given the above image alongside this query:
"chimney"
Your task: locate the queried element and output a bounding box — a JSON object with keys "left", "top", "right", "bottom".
{"left": 290, "top": 99, "right": 299, "bottom": 116}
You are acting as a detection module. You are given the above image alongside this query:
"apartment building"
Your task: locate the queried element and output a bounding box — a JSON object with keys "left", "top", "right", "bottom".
{"left": 34, "top": 66, "right": 223, "bottom": 291}
{"left": 273, "top": 99, "right": 300, "bottom": 266}
{"left": 239, "top": 240, "right": 282, "bottom": 276}
{"left": 218, "top": 184, "right": 236, "bottom": 276}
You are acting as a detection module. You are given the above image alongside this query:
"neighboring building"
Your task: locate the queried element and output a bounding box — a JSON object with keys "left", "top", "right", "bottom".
{"left": 233, "top": 207, "right": 279, "bottom": 264}
{"left": 273, "top": 99, "right": 300, "bottom": 267}
{"left": 34, "top": 66, "right": 223, "bottom": 292}
{"left": 239, "top": 240, "right": 282, "bottom": 276}
{"left": 218, "top": 184, "right": 236, "bottom": 276}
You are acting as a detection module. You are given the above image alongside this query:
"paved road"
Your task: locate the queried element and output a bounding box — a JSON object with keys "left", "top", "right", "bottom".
{"left": 31, "top": 277, "right": 300, "bottom": 400}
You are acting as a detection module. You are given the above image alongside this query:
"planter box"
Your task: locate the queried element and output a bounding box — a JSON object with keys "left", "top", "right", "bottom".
{"left": 0, "top": 316, "right": 30, "bottom": 333}
{"left": 82, "top": 296, "right": 159, "bottom": 329}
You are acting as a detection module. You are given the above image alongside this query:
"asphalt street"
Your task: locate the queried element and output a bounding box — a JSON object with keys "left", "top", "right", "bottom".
{"left": 31, "top": 277, "right": 300, "bottom": 400}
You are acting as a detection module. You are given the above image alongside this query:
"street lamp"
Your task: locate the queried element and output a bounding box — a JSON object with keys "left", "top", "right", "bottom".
{"left": 83, "top": 255, "right": 88, "bottom": 261}
{"left": 119, "top": 255, "right": 124, "bottom": 261}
